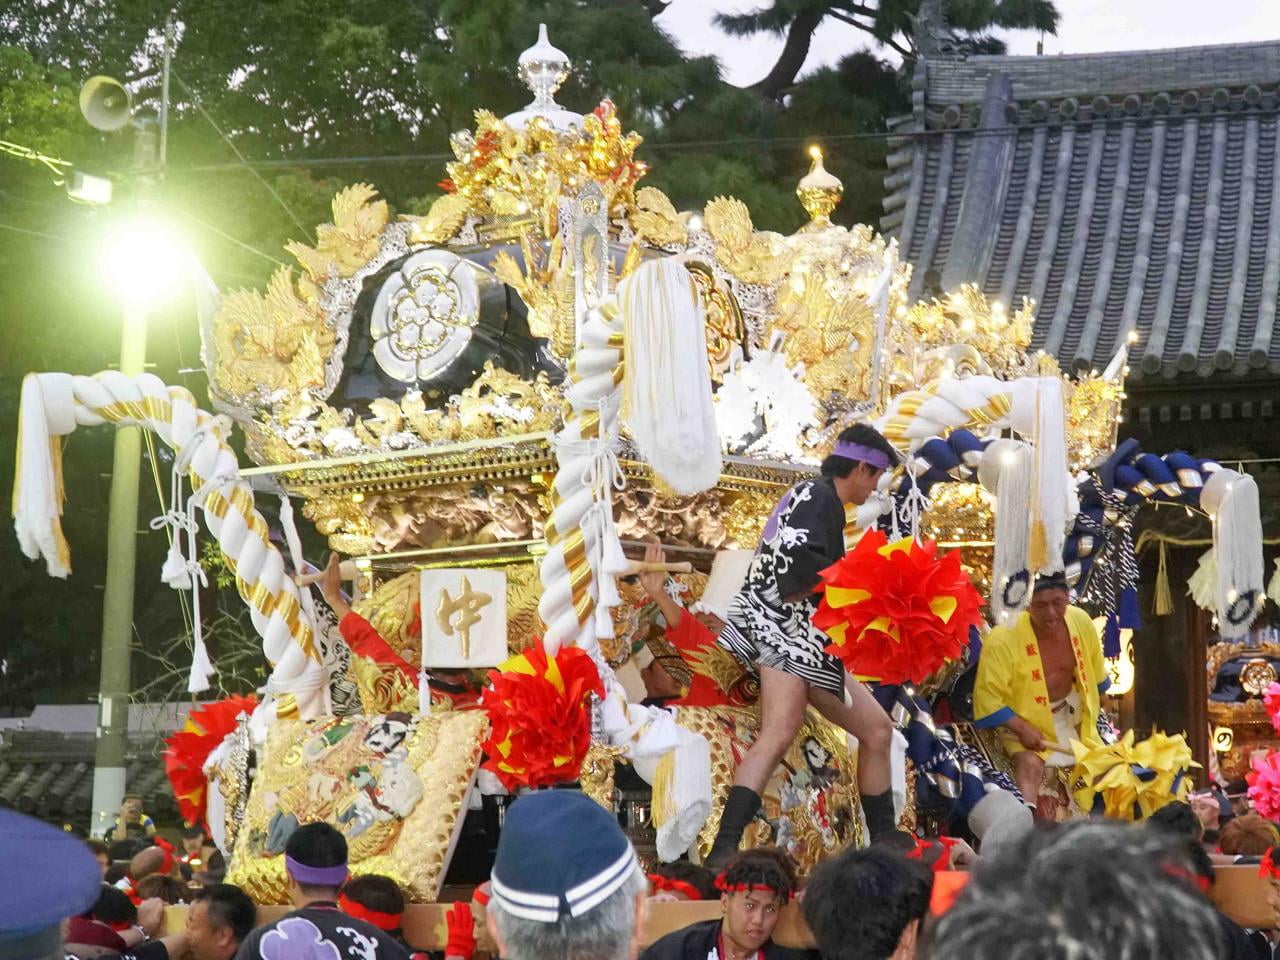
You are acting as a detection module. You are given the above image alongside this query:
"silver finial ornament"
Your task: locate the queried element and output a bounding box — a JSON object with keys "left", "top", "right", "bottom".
{"left": 506, "top": 23, "right": 582, "bottom": 131}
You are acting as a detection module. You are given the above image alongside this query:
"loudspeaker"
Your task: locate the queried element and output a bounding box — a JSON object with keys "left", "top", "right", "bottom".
{"left": 79, "top": 76, "right": 131, "bottom": 132}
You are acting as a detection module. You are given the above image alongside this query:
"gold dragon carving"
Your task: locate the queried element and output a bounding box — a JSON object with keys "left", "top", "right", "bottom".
{"left": 285, "top": 183, "right": 390, "bottom": 281}
{"left": 703, "top": 196, "right": 793, "bottom": 286}
{"left": 212, "top": 267, "right": 331, "bottom": 402}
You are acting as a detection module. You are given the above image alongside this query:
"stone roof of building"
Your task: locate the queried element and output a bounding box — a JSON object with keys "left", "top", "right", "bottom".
{"left": 882, "top": 40, "right": 1280, "bottom": 381}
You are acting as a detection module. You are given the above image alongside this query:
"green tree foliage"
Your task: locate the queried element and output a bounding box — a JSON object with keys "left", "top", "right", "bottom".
{"left": 0, "top": 0, "right": 1054, "bottom": 705}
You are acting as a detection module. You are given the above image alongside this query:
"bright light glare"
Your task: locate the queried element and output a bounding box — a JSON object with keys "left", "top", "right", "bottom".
{"left": 100, "top": 217, "right": 188, "bottom": 305}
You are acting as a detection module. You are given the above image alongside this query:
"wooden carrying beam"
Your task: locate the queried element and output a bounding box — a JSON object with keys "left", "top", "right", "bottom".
{"left": 156, "top": 869, "right": 1274, "bottom": 955}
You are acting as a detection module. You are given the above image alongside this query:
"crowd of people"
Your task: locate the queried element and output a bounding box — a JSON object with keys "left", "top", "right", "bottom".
{"left": 2, "top": 779, "right": 1277, "bottom": 960}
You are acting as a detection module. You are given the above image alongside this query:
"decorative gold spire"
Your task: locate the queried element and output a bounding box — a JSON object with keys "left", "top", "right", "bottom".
{"left": 796, "top": 145, "right": 844, "bottom": 230}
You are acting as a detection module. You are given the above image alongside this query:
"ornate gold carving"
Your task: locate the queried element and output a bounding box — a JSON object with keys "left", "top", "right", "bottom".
{"left": 504, "top": 561, "right": 545, "bottom": 653}
{"left": 353, "top": 571, "right": 420, "bottom": 662}
{"left": 360, "top": 482, "right": 544, "bottom": 554}
{"left": 441, "top": 102, "right": 646, "bottom": 227}
{"left": 900, "top": 285, "right": 1038, "bottom": 387}
{"left": 613, "top": 486, "right": 731, "bottom": 551}
{"left": 349, "top": 654, "right": 419, "bottom": 714}
{"left": 212, "top": 267, "right": 331, "bottom": 402}
{"left": 229, "top": 711, "right": 486, "bottom": 903}
{"left": 492, "top": 233, "right": 573, "bottom": 347}
{"left": 632, "top": 187, "right": 687, "bottom": 249}
{"left": 251, "top": 363, "right": 564, "bottom": 466}
{"left": 303, "top": 496, "right": 375, "bottom": 556}
{"left": 405, "top": 193, "right": 471, "bottom": 247}
{"left": 773, "top": 264, "right": 876, "bottom": 406}
{"left": 435, "top": 576, "right": 492, "bottom": 658}
{"left": 686, "top": 260, "right": 746, "bottom": 381}
{"left": 579, "top": 743, "right": 627, "bottom": 810}
{"left": 721, "top": 490, "right": 777, "bottom": 549}
{"left": 1066, "top": 372, "right": 1123, "bottom": 472}
{"left": 703, "top": 196, "right": 792, "bottom": 285}
{"left": 286, "top": 183, "right": 390, "bottom": 281}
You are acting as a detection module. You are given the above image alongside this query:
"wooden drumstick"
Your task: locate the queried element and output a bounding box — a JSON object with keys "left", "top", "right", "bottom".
{"left": 295, "top": 559, "right": 359, "bottom": 586}
{"left": 625, "top": 560, "right": 693, "bottom": 574}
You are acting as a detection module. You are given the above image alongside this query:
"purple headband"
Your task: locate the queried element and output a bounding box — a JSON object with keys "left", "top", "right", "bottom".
{"left": 285, "top": 854, "right": 349, "bottom": 887}
{"left": 833, "top": 441, "right": 891, "bottom": 470}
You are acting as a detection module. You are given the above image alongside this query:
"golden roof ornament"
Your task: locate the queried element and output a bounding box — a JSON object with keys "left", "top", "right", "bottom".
{"left": 796, "top": 145, "right": 844, "bottom": 230}
{"left": 505, "top": 23, "right": 583, "bottom": 132}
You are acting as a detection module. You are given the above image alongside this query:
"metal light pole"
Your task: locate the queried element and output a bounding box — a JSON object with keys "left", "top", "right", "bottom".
{"left": 90, "top": 119, "right": 159, "bottom": 838}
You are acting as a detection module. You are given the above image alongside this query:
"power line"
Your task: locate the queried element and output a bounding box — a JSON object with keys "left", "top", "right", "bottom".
{"left": 177, "top": 210, "right": 289, "bottom": 268}
{"left": 164, "top": 103, "right": 1280, "bottom": 174}
{"left": 0, "top": 221, "right": 69, "bottom": 241}
{"left": 171, "top": 72, "right": 311, "bottom": 238}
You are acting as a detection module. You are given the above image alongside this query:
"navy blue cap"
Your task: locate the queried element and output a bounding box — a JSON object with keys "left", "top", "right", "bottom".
{"left": 0, "top": 809, "right": 101, "bottom": 958}
{"left": 490, "top": 791, "right": 637, "bottom": 923}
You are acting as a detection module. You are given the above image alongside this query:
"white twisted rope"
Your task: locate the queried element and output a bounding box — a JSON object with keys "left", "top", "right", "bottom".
{"left": 14, "top": 371, "right": 328, "bottom": 717}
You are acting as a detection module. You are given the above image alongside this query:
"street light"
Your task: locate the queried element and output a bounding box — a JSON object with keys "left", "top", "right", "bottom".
{"left": 90, "top": 213, "right": 194, "bottom": 838}
{"left": 100, "top": 217, "right": 187, "bottom": 305}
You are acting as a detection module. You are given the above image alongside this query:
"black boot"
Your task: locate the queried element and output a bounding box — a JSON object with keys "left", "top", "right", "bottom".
{"left": 861, "top": 789, "right": 907, "bottom": 844}
{"left": 705, "top": 786, "right": 761, "bottom": 871}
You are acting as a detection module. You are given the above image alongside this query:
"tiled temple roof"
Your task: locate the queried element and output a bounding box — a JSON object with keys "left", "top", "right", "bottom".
{"left": 0, "top": 730, "right": 175, "bottom": 827}
{"left": 882, "top": 40, "right": 1280, "bottom": 380}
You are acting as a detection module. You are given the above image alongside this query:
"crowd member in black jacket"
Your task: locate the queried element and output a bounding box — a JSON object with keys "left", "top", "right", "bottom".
{"left": 235, "top": 823, "right": 409, "bottom": 960}
{"left": 641, "top": 848, "right": 813, "bottom": 960}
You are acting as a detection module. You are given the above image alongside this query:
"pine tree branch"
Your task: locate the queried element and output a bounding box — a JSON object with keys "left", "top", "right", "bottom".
{"left": 749, "top": 10, "right": 826, "bottom": 102}
{"left": 827, "top": 7, "right": 914, "bottom": 58}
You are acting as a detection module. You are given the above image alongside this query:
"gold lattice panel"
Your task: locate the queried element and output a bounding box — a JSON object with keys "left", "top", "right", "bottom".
{"left": 227, "top": 711, "right": 486, "bottom": 902}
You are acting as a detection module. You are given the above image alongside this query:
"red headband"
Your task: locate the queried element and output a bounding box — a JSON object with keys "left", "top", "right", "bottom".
{"left": 715, "top": 873, "right": 790, "bottom": 901}
{"left": 338, "top": 893, "right": 402, "bottom": 932}
{"left": 154, "top": 837, "right": 177, "bottom": 876}
{"left": 1260, "top": 847, "right": 1280, "bottom": 879}
{"left": 647, "top": 874, "right": 704, "bottom": 901}
{"left": 906, "top": 836, "right": 959, "bottom": 874}
{"left": 1162, "top": 863, "right": 1211, "bottom": 894}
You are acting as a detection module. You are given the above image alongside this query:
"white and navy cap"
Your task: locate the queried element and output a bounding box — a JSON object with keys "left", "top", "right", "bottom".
{"left": 490, "top": 790, "right": 638, "bottom": 923}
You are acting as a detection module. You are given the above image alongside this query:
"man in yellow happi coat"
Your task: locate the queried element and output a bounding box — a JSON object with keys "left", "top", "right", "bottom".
{"left": 974, "top": 573, "right": 1110, "bottom": 807}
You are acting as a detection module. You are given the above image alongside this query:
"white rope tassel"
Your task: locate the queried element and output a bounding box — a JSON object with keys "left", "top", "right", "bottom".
{"left": 1202, "top": 469, "right": 1264, "bottom": 637}
{"left": 1012, "top": 378, "right": 1077, "bottom": 574}
{"left": 619, "top": 259, "right": 721, "bottom": 495}
{"left": 980, "top": 439, "right": 1033, "bottom": 622}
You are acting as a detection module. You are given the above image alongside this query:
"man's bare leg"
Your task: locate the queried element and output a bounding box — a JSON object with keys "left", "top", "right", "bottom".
{"left": 808, "top": 678, "right": 900, "bottom": 840}
{"left": 1012, "top": 749, "right": 1045, "bottom": 809}
{"left": 807, "top": 677, "right": 893, "bottom": 795}
{"left": 732, "top": 666, "right": 810, "bottom": 792}
{"left": 706, "top": 666, "right": 809, "bottom": 869}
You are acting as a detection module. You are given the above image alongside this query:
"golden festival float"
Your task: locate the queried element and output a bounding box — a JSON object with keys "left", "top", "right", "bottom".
{"left": 10, "top": 26, "right": 1274, "bottom": 902}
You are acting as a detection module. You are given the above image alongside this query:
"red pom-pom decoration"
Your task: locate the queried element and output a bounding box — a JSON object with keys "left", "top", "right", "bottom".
{"left": 480, "top": 643, "right": 604, "bottom": 791}
{"left": 164, "top": 694, "right": 257, "bottom": 829}
{"left": 812, "top": 530, "right": 982, "bottom": 685}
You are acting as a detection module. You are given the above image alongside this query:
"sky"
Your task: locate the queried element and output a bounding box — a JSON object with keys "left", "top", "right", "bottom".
{"left": 656, "top": 0, "right": 1278, "bottom": 88}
